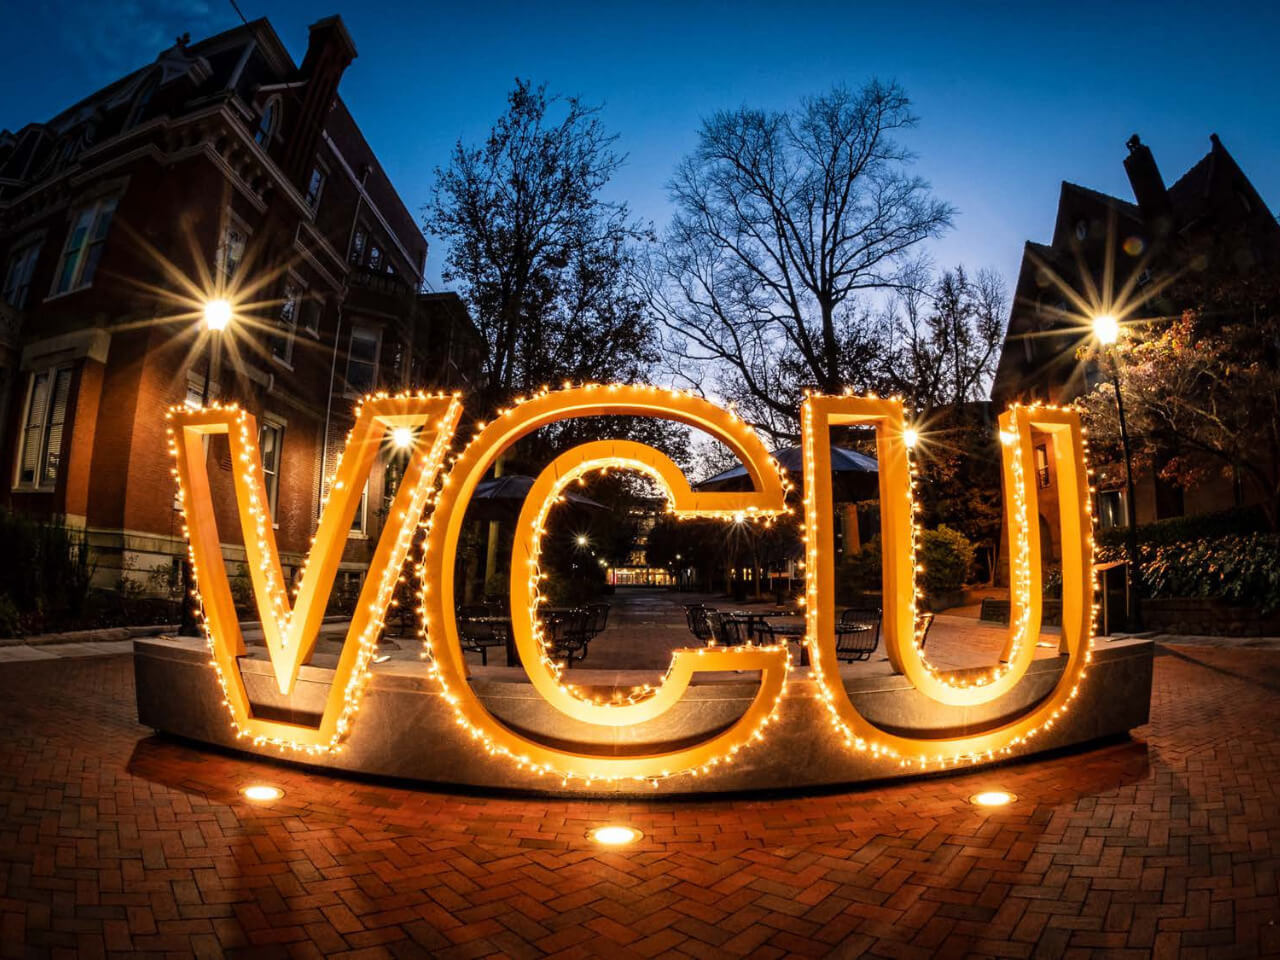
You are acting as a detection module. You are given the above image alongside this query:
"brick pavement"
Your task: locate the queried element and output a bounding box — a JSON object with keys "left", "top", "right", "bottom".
{"left": 1, "top": 644, "right": 1278, "bottom": 958}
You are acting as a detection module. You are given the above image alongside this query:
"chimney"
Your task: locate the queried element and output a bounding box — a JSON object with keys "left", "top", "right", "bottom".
{"left": 1123, "top": 134, "right": 1171, "bottom": 227}
{"left": 279, "top": 16, "right": 357, "bottom": 191}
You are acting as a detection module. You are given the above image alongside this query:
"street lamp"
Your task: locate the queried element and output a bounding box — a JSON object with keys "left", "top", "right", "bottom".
{"left": 200, "top": 298, "right": 232, "bottom": 404}
{"left": 203, "top": 297, "right": 232, "bottom": 332}
{"left": 1093, "top": 313, "right": 1142, "bottom": 631}
{"left": 182, "top": 298, "right": 234, "bottom": 636}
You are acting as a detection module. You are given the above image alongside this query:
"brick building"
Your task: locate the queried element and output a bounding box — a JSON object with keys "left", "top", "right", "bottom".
{"left": 990, "top": 134, "right": 1279, "bottom": 562}
{"left": 0, "top": 15, "right": 481, "bottom": 595}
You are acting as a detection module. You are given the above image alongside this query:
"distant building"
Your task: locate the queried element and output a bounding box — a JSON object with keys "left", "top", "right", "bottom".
{"left": 991, "top": 134, "right": 1279, "bottom": 559}
{"left": 0, "top": 15, "right": 481, "bottom": 593}
{"left": 606, "top": 499, "right": 673, "bottom": 587}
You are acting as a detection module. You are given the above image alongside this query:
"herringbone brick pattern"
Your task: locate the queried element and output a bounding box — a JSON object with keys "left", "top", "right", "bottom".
{"left": 1, "top": 644, "right": 1278, "bottom": 958}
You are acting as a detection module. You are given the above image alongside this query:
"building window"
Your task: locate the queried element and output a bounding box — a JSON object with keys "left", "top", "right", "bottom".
{"left": 217, "top": 221, "right": 248, "bottom": 286}
{"left": 16, "top": 366, "right": 73, "bottom": 489}
{"left": 302, "top": 294, "right": 322, "bottom": 336}
{"left": 349, "top": 226, "right": 366, "bottom": 264}
{"left": 366, "top": 244, "right": 382, "bottom": 272}
{"left": 2, "top": 239, "right": 41, "bottom": 310}
{"left": 345, "top": 326, "right": 379, "bottom": 395}
{"left": 1034, "top": 443, "right": 1051, "bottom": 488}
{"left": 269, "top": 278, "right": 301, "bottom": 365}
{"left": 255, "top": 98, "right": 279, "bottom": 146}
{"left": 350, "top": 479, "right": 368, "bottom": 537}
{"left": 305, "top": 167, "right": 325, "bottom": 209}
{"left": 1097, "top": 489, "right": 1126, "bottom": 529}
{"left": 53, "top": 196, "right": 116, "bottom": 295}
{"left": 258, "top": 420, "right": 283, "bottom": 522}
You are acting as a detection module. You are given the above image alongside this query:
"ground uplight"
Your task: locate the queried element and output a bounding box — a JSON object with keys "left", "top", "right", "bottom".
{"left": 241, "top": 784, "right": 284, "bottom": 802}
{"left": 588, "top": 825, "right": 642, "bottom": 846}
{"left": 969, "top": 790, "right": 1015, "bottom": 807}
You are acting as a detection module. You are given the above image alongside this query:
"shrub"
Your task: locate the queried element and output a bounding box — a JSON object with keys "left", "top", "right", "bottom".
{"left": 919, "top": 525, "right": 974, "bottom": 596}
{"left": 835, "top": 536, "right": 881, "bottom": 603}
{"left": 1098, "top": 532, "right": 1280, "bottom": 613}
{"left": 1094, "top": 505, "right": 1267, "bottom": 550}
{"left": 0, "top": 510, "right": 93, "bottom": 633}
{"left": 835, "top": 526, "right": 976, "bottom": 601}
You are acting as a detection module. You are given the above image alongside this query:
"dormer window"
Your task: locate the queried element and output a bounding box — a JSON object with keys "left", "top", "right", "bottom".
{"left": 255, "top": 97, "right": 280, "bottom": 146}
{"left": 126, "top": 71, "right": 159, "bottom": 129}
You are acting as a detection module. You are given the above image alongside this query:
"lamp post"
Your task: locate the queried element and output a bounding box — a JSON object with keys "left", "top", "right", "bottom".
{"left": 180, "top": 299, "right": 233, "bottom": 636}
{"left": 1093, "top": 313, "right": 1143, "bottom": 631}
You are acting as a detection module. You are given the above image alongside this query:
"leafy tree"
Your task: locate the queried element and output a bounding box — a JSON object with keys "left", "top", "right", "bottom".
{"left": 1079, "top": 305, "right": 1280, "bottom": 530}
{"left": 427, "top": 79, "right": 658, "bottom": 418}
{"left": 642, "top": 80, "right": 954, "bottom": 440}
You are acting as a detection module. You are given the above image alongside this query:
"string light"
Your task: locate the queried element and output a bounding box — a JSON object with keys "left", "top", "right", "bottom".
{"left": 170, "top": 381, "right": 1098, "bottom": 785}
{"left": 168, "top": 392, "right": 462, "bottom": 754}
{"left": 798, "top": 393, "right": 1097, "bottom": 767}
{"left": 418, "top": 385, "right": 793, "bottom": 783}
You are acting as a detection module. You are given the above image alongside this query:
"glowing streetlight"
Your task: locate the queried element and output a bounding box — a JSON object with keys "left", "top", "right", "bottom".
{"left": 183, "top": 296, "right": 235, "bottom": 639}
{"left": 203, "top": 297, "right": 233, "bottom": 332}
{"left": 575, "top": 534, "right": 590, "bottom": 548}
{"left": 1093, "top": 312, "right": 1142, "bottom": 631}
{"left": 903, "top": 426, "right": 919, "bottom": 449}
{"left": 391, "top": 426, "right": 414, "bottom": 449}
{"left": 199, "top": 297, "right": 233, "bottom": 405}
{"left": 1092, "top": 312, "right": 1120, "bottom": 346}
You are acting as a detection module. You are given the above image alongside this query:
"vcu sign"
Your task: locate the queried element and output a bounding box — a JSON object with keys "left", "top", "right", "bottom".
{"left": 169, "top": 385, "right": 1093, "bottom": 784}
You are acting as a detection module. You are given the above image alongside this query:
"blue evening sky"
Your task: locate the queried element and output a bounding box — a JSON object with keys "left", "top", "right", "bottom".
{"left": 2, "top": 0, "right": 1278, "bottom": 295}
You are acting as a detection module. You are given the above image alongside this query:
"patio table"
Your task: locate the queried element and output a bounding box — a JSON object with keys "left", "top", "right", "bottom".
{"left": 725, "top": 610, "right": 810, "bottom": 666}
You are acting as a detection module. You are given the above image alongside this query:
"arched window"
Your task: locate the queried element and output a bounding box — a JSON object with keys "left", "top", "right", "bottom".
{"left": 255, "top": 97, "right": 280, "bottom": 146}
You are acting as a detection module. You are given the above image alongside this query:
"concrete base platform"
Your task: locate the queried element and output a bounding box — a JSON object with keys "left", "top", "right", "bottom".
{"left": 134, "top": 636, "right": 1153, "bottom": 796}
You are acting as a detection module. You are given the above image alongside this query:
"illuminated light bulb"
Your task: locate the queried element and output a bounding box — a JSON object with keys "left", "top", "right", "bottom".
{"left": 1092, "top": 313, "right": 1119, "bottom": 345}
{"left": 970, "top": 790, "right": 1016, "bottom": 807}
{"left": 241, "top": 784, "right": 284, "bottom": 802}
{"left": 903, "top": 426, "right": 919, "bottom": 449}
{"left": 203, "top": 298, "right": 232, "bottom": 331}
{"left": 392, "top": 426, "right": 415, "bottom": 449}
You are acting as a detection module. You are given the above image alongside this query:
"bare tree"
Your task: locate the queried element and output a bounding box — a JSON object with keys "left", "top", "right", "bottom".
{"left": 882, "top": 265, "right": 1007, "bottom": 416}
{"left": 642, "top": 80, "right": 954, "bottom": 439}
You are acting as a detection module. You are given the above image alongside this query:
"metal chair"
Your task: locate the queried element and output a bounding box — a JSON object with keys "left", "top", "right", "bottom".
{"left": 544, "top": 607, "right": 593, "bottom": 666}
{"left": 684, "top": 604, "right": 713, "bottom": 642}
{"left": 456, "top": 606, "right": 508, "bottom": 666}
{"left": 705, "top": 610, "right": 740, "bottom": 645}
{"left": 835, "top": 606, "right": 881, "bottom": 662}
{"left": 587, "top": 602, "right": 611, "bottom": 638}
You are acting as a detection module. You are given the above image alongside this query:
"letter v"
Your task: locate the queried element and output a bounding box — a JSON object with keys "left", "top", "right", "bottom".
{"left": 168, "top": 394, "right": 462, "bottom": 751}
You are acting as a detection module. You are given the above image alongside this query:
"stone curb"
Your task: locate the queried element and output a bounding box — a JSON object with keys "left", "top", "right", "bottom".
{"left": 1, "top": 613, "right": 355, "bottom": 647}
{"left": 0, "top": 624, "right": 177, "bottom": 647}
